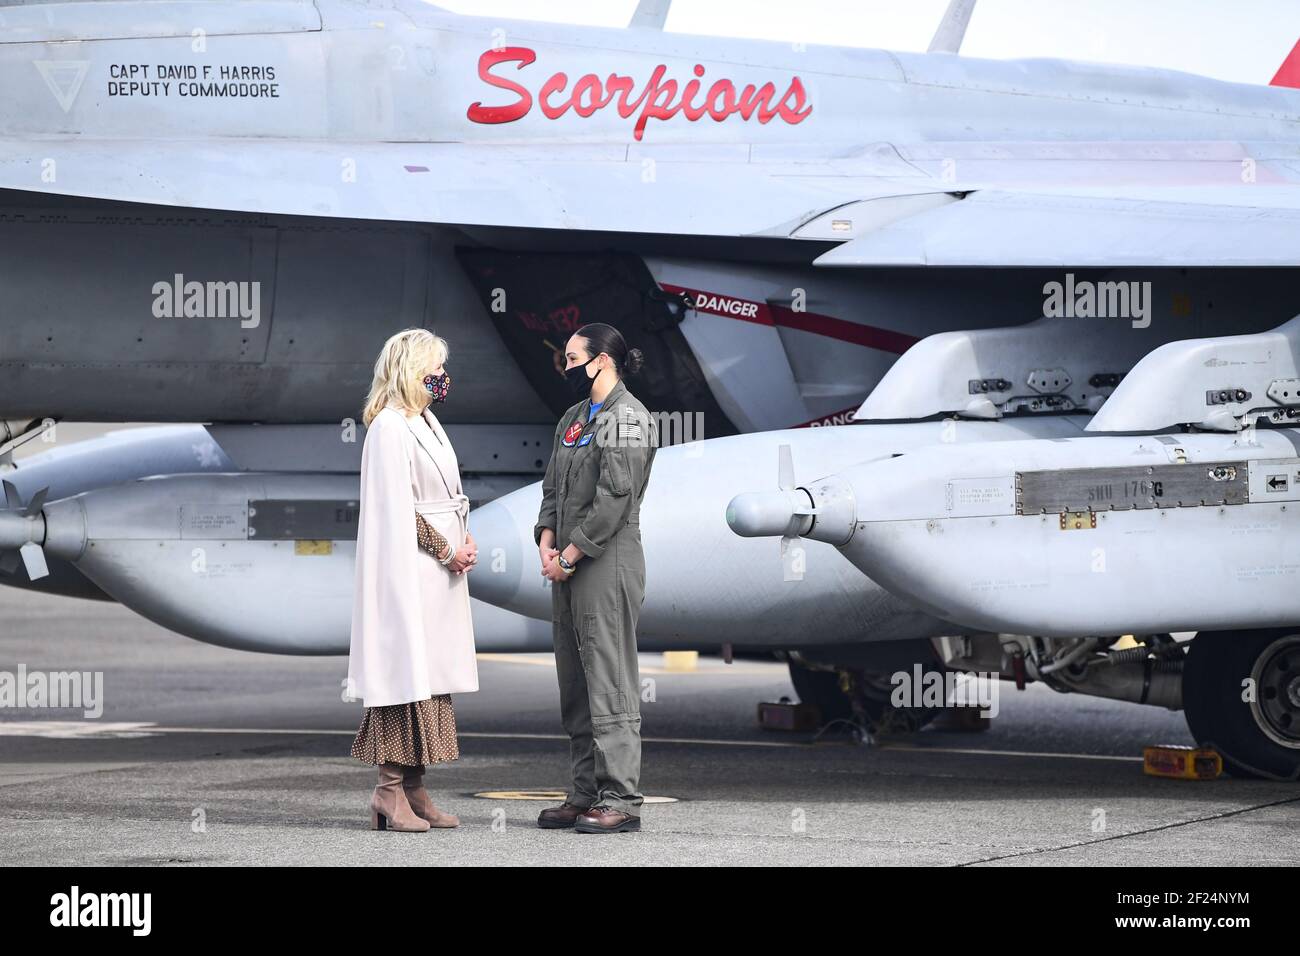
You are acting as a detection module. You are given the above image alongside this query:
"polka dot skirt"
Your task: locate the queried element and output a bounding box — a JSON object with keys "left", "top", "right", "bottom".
{"left": 351, "top": 694, "right": 460, "bottom": 767}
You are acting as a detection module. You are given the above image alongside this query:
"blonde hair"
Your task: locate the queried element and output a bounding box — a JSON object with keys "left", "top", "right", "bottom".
{"left": 361, "top": 328, "right": 449, "bottom": 427}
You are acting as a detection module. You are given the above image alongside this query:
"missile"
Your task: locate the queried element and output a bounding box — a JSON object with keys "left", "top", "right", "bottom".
{"left": 0, "top": 465, "right": 551, "bottom": 654}
{"left": 468, "top": 414, "right": 1094, "bottom": 649}
{"left": 740, "top": 426, "right": 1300, "bottom": 639}
{"left": 720, "top": 317, "right": 1300, "bottom": 641}
{"left": 0, "top": 480, "right": 49, "bottom": 579}
{"left": 0, "top": 471, "right": 367, "bottom": 652}
{"left": 0, "top": 424, "right": 236, "bottom": 588}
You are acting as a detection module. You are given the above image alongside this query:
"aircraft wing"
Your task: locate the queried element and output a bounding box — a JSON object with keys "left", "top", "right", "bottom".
{"left": 813, "top": 184, "right": 1300, "bottom": 267}
{"left": 5, "top": 0, "right": 1300, "bottom": 262}
{"left": 8, "top": 136, "right": 1300, "bottom": 265}
{"left": 0, "top": 138, "right": 949, "bottom": 239}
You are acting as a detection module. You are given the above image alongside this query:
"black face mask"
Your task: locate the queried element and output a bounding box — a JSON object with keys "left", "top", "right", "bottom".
{"left": 563, "top": 356, "right": 597, "bottom": 398}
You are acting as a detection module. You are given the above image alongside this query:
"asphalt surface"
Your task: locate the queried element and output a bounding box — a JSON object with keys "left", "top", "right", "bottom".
{"left": 0, "top": 586, "right": 1297, "bottom": 866}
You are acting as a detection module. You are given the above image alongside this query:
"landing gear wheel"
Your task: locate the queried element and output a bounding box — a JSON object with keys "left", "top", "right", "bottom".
{"left": 786, "top": 663, "right": 853, "bottom": 724}
{"left": 1183, "top": 629, "right": 1300, "bottom": 780}
{"left": 786, "top": 661, "right": 942, "bottom": 734}
{"left": 848, "top": 668, "right": 942, "bottom": 735}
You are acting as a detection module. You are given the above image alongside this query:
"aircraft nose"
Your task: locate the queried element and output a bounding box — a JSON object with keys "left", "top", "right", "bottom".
{"left": 466, "top": 484, "right": 551, "bottom": 621}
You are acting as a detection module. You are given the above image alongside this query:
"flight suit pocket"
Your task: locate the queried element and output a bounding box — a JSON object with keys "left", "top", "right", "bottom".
{"left": 603, "top": 447, "right": 632, "bottom": 496}
{"left": 580, "top": 611, "right": 625, "bottom": 714}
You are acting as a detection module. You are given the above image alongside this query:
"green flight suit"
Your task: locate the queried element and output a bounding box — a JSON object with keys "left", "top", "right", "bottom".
{"left": 534, "top": 378, "right": 658, "bottom": 814}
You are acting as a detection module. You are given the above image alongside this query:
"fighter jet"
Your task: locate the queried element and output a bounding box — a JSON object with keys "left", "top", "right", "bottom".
{"left": 3, "top": 0, "right": 1300, "bottom": 775}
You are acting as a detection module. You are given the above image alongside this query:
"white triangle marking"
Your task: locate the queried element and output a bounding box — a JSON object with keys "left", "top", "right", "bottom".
{"left": 34, "top": 60, "right": 89, "bottom": 113}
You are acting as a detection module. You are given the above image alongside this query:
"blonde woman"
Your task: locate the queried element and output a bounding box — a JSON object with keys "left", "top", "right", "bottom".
{"left": 347, "top": 328, "right": 479, "bottom": 832}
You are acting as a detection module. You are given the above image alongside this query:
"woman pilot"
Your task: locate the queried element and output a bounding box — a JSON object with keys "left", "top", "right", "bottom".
{"left": 533, "top": 323, "right": 658, "bottom": 835}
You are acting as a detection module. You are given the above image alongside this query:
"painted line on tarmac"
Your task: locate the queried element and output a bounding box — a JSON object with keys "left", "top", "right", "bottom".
{"left": 962, "top": 794, "right": 1300, "bottom": 866}
{"left": 476, "top": 653, "right": 779, "bottom": 675}
{"left": 0, "top": 721, "right": 1142, "bottom": 762}
{"left": 878, "top": 744, "right": 1141, "bottom": 763}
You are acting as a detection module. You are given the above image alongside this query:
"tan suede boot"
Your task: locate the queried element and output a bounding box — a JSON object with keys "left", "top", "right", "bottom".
{"left": 370, "top": 763, "right": 431, "bottom": 832}
{"left": 402, "top": 765, "right": 460, "bottom": 828}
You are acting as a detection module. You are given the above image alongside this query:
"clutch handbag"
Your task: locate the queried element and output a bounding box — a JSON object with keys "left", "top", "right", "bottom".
{"left": 415, "top": 493, "right": 470, "bottom": 561}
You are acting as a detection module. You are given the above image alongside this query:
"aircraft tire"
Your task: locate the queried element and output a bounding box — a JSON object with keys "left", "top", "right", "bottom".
{"left": 1183, "top": 629, "right": 1300, "bottom": 781}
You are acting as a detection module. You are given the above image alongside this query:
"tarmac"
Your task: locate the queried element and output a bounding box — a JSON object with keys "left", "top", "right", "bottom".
{"left": 1, "top": 586, "right": 1297, "bottom": 866}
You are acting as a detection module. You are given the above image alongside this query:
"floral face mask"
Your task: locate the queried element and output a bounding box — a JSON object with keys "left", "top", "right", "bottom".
{"left": 423, "top": 370, "right": 451, "bottom": 404}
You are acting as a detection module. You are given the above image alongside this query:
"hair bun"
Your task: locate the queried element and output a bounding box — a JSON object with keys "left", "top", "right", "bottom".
{"left": 624, "top": 347, "right": 644, "bottom": 376}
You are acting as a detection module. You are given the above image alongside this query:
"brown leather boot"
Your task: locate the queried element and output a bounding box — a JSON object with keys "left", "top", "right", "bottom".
{"left": 370, "top": 763, "right": 431, "bottom": 832}
{"left": 402, "top": 765, "right": 460, "bottom": 828}
{"left": 537, "top": 801, "right": 592, "bottom": 829}
{"left": 574, "top": 805, "right": 641, "bottom": 834}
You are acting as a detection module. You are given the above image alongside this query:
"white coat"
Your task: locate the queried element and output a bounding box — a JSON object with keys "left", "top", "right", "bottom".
{"left": 346, "top": 403, "right": 479, "bottom": 707}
